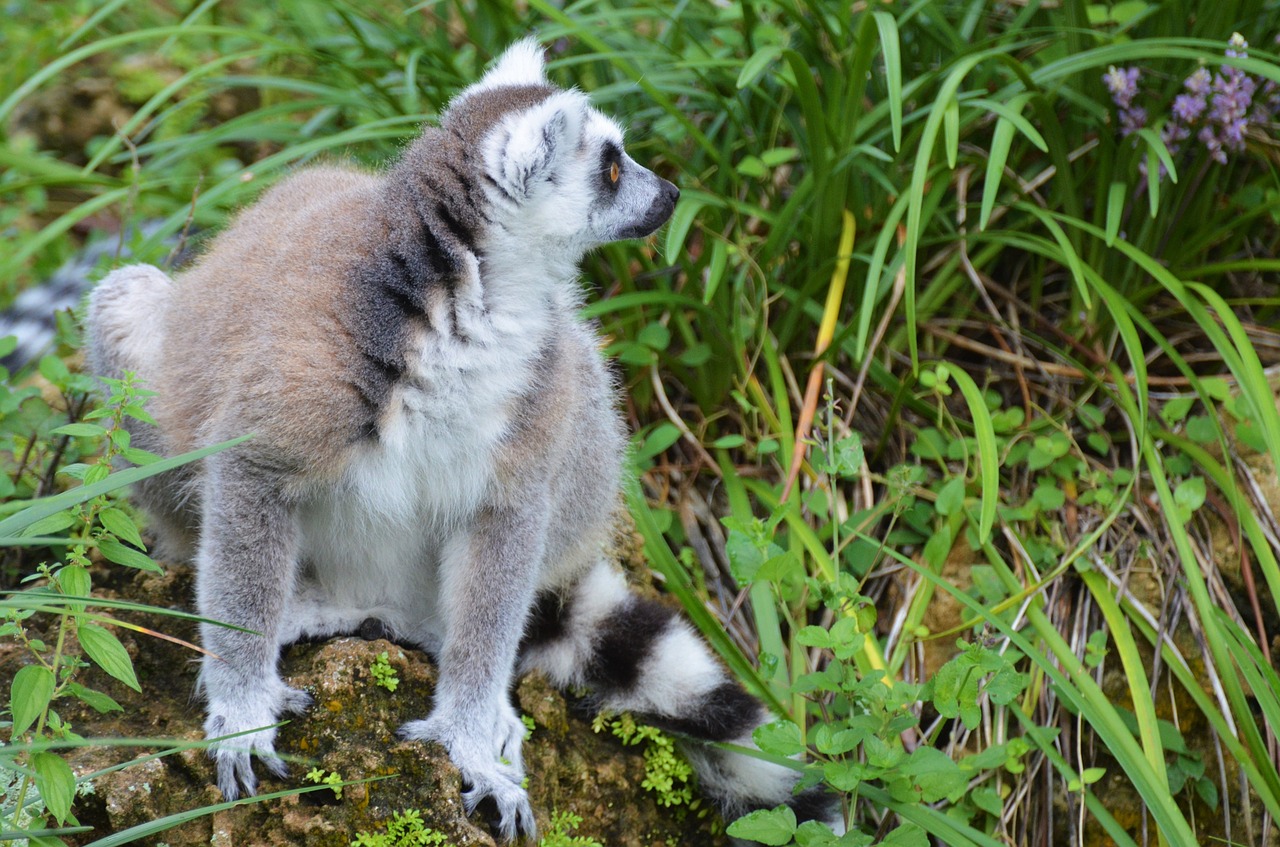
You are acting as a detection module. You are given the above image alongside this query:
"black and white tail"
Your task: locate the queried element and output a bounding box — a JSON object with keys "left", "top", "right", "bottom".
{"left": 520, "top": 560, "right": 843, "bottom": 831}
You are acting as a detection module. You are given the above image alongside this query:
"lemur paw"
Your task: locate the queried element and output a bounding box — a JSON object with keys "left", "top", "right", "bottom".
{"left": 398, "top": 708, "right": 535, "bottom": 842}
{"left": 204, "top": 684, "right": 313, "bottom": 800}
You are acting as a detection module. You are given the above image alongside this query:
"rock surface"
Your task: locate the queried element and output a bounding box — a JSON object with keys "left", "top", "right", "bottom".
{"left": 44, "top": 563, "right": 726, "bottom": 847}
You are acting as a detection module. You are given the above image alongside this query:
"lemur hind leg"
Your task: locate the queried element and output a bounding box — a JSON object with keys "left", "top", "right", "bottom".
{"left": 519, "top": 560, "right": 843, "bottom": 830}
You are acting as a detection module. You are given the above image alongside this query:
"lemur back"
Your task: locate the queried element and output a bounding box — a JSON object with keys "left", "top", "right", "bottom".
{"left": 87, "top": 39, "right": 841, "bottom": 841}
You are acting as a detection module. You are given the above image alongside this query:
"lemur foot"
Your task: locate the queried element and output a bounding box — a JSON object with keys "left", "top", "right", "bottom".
{"left": 398, "top": 707, "right": 535, "bottom": 842}
{"left": 204, "top": 683, "right": 313, "bottom": 800}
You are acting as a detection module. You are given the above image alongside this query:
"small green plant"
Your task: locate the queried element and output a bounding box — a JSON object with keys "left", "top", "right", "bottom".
{"left": 305, "top": 767, "right": 344, "bottom": 800}
{"left": 350, "top": 809, "right": 452, "bottom": 847}
{"left": 591, "top": 712, "right": 695, "bottom": 808}
{"left": 537, "top": 810, "right": 603, "bottom": 847}
{"left": 2, "top": 372, "right": 162, "bottom": 838}
{"left": 370, "top": 650, "right": 399, "bottom": 693}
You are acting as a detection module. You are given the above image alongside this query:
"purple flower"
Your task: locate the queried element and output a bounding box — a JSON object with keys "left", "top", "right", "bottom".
{"left": 1172, "top": 93, "right": 1205, "bottom": 123}
{"left": 1225, "top": 32, "right": 1249, "bottom": 58}
{"left": 1185, "top": 68, "right": 1212, "bottom": 98}
{"left": 1199, "top": 125, "right": 1228, "bottom": 164}
{"left": 1120, "top": 106, "right": 1148, "bottom": 136}
{"left": 1104, "top": 65, "right": 1141, "bottom": 109}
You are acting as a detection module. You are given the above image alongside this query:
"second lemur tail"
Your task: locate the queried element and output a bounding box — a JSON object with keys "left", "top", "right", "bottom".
{"left": 519, "top": 560, "right": 843, "bottom": 830}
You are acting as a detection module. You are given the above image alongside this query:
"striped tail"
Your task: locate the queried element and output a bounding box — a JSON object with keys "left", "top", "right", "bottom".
{"left": 520, "top": 560, "right": 842, "bottom": 831}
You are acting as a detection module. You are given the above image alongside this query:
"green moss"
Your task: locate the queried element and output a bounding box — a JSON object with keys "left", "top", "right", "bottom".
{"left": 592, "top": 713, "right": 695, "bottom": 808}
{"left": 350, "top": 809, "right": 452, "bottom": 847}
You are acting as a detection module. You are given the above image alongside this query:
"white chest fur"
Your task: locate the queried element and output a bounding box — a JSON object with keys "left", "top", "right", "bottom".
{"left": 295, "top": 253, "right": 554, "bottom": 636}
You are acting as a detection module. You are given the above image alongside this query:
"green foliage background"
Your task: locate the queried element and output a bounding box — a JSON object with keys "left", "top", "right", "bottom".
{"left": 3, "top": 0, "right": 1280, "bottom": 845}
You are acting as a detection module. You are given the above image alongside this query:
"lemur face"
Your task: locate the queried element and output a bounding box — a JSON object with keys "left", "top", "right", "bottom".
{"left": 446, "top": 40, "right": 679, "bottom": 254}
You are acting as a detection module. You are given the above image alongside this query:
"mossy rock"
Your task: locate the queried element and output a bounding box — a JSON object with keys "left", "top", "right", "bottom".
{"left": 51, "top": 564, "right": 726, "bottom": 847}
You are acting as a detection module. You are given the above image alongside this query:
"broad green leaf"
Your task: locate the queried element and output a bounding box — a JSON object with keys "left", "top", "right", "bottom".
{"left": 754, "top": 720, "right": 804, "bottom": 757}
{"left": 736, "top": 45, "right": 782, "bottom": 89}
{"left": 98, "top": 507, "right": 145, "bottom": 549}
{"left": 77, "top": 623, "right": 140, "bottom": 691}
{"left": 20, "top": 511, "right": 77, "bottom": 538}
{"left": 32, "top": 751, "right": 76, "bottom": 824}
{"left": 66, "top": 681, "right": 123, "bottom": 714}
{"left": 51, "top": 423, "right": 109, "bottom": 439}
{"left": 96, "top": 537, "right": 162, "bottom": 573}
{"left": 11, "top": 664, "right": 55, "bottom": 735}
{"left": 727, "top": 806, "right": 797, "bottom": 846}
{"left": 57, "top": 564, "right": 91, "bottom": 601}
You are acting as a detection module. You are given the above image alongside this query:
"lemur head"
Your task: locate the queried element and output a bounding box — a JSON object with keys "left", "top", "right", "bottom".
{"left": 439, "top": 39, "right": 679, "bottom": 257}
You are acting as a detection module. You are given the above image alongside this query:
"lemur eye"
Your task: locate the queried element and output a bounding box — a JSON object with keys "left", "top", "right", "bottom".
{"left": 609, "top": 162, "right": 620, "bottom": 184}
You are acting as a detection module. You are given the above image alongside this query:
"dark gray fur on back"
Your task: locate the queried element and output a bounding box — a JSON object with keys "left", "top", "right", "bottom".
{"left": 341, "top": 85, "right": 556, "bottom": 439}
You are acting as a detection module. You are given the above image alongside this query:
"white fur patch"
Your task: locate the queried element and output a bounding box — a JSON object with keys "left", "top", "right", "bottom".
{"left": 600, "top": 622, "right": 724, "bottom": 717}
{"left": 466, "top": 38, "right": 547, "bottom": 95}
{"left": 484, "top": 90, "right": 588, "bottom": 204}
{"left": 89, "top": 264, "right": 174, "bottom": 377}
{"left": 295, "top": 243, "right": 559, "bottom": 650}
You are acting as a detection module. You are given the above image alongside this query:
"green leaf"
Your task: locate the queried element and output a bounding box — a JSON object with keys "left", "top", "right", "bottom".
{"left": 66, "top": 681, "right": 123, "bottom": 713}
{"left": 943, "top": 95, "right": 959, "bottom": 169}
{"left": 51, "top": 423, "right": 108, "bottom": 439}
{"left": 971, "top": 785, "right": 1003, "bottom": 816}
{"left": 1185, "top": 415, "right": 1217, "bottom": 444}
{"left": 1173, "top": 477, "right": 1206, "bottom": 518}
{"left": 11, "top": 664, "right": 56, "bottom": 735}
{"left": 96, "top": 537, "right": 162, "bottom": 573}
{"left": 795, "top": 625, "right": 832, "bottom": 648}
{"left": 940, "top": 365, "right": 999, "bottom": 542}
{"left": 57, "top": 564, "right": 91, "bottom": 598}
{"left": 32, "top": 751, "right": 76, "bottom": 824}
{"left": 1104, "top": 181, "right": 1126, "bottom": 246}
{"left": 754, "top": 720, "right": 804, "bottom": 757}
{"left": 1160, "top": 396, "right": 1195, "bottom": 425}
{"left": 637, "top": 322, "right": 671, "bottom": 351}
{"left": 872, "top": 11, "right": 902, "bottom": 152}
{"left": 20, "top": 511, "right": 77, "bottom": 538}
{"left": 922, "top": 524, "right": 953, "bottom": 571}
{"left": 664, "top": 194, "right": 706, "bottom": 264}
{"left": 934, "top": 477, "right": 965, "bottom": 517}
{"left": 903, "top": 747, "right": 968, "bottom": 803}
{"left": 727, "top": 806, "right": 797, "bottom": 846}
{"left": 881, "top": 823, "right": 929, "bottom": 847}
{"left": 736, "top": 45, "right": 782, "bottom": 89}
{"left": 77, "top": 622, "right": 140, "bottom": 691}
{"left": 635, "top": 423, "right": 681, "bottom": 463}
{"left": 97, "top": 507, "right": 145, "bottom": 549}
{"left": 1033, "top": 483, "right": 1066, "bottom": 511}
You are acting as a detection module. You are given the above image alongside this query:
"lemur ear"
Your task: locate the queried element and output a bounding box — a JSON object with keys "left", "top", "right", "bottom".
{"left": 471, "top": 38, "right": 547, "bottom": 93}
{"left": 484, "top": 90, "right": 586, "bottom": 203}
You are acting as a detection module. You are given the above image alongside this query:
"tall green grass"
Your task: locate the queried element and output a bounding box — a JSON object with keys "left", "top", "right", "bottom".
{"left": 3, "top": 0, "right": 1280, "bottom": 844}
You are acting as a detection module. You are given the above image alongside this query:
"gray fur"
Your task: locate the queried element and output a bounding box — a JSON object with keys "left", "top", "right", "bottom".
{"left": 87, "top": 38, "right": 839, "bottom": 840}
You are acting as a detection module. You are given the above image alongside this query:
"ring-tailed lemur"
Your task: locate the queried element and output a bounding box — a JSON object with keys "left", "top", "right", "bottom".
{"left": 87, "top": 39, "right": 841, "bottom": 840}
